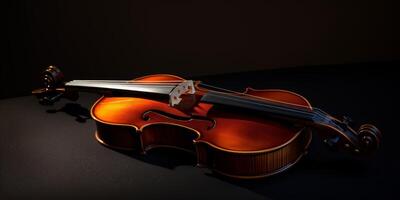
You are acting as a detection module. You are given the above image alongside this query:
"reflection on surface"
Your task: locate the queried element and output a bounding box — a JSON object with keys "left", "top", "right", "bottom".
{"left": 46, "top": 103, "right": 91, "bottom": 123}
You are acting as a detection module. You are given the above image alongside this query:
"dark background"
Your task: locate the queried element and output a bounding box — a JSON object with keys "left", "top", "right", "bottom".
{"left": 2, "top": 0, "right": 399, "bottom": 98}
{"left": 1, "top": 1, "right": 400, "bottom": 199}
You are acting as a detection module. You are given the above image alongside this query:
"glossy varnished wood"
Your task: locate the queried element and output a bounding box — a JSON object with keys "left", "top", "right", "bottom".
{"left": 91, "top": 74, "right": 313, "bottom": 178}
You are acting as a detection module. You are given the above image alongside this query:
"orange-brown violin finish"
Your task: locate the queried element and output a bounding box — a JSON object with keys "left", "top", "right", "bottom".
{"left": 92, "top": 75, "right": 312, "bottom": 178}
{"left": 33, "top": 66, "right": 381, "bottom": 179}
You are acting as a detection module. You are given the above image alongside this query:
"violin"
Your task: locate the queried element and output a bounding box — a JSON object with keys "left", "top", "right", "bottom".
{"left": 33, "top": 66, "right": 381, "bottom": 179}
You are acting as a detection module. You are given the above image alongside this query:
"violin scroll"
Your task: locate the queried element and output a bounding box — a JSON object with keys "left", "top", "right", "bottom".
{"left": 357, "top": 124, "right": 381, "bottom": 153}
{"left": 32, "top": 66, "right": 78, "bottom": 105}
{"left": 317, "top": 113, "right": 381, "bottom": 154}
{"left": 43, "top": 65, "right": 64, "bottom": 89}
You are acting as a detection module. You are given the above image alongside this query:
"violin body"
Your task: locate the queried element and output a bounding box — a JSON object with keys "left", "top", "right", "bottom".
{"left": 92, "top": 74, "right": 312, "bottom": 178}
{"left": 33, "top": 66, "right": 381, "bottom": 179}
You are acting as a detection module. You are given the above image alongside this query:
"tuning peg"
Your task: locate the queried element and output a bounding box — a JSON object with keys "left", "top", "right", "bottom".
{"left": 32, "top": 66, "right": 72, "bottom": 105}
{"left": 343, "top": 116, "right": 353, "bottom": 126}
{"left": 43, "top": 66, "right": 64, "bottom": 89}
{"left": 323, "top": 136, "right": 340, "bottom": 148}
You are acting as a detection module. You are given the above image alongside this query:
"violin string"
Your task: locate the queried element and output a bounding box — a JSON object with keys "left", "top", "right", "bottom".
{"left": 199, "top": 83, "right": 334, "bottom": 124}
{"left": 71, "top": 80, "right": 304, "bottom": 109}
{"left": 69, "top": 79, "right": 315, "bottom": 119}
{"left": 71, "top": 80, "right": 183, "bottom": 83}
{"left": 199, "top": 83, "right": 315, "bottom": 121}
{"left": 68, "top": 80, "right": 180, "bottom": 86}
{"left": 213, "top": 92, "right": 315, "bottom": 118}
{"left": 200, "top": 83, "right": 312, "bottom": 111}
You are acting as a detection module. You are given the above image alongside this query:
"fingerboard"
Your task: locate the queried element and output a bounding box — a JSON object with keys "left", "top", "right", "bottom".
{"left": 65, "top": 80, "right": 177, "bottom": 96}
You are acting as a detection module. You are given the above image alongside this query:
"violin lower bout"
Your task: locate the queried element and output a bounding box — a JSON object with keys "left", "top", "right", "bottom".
{"left": 94, "top": 120, "right": 312, "bottom": 179}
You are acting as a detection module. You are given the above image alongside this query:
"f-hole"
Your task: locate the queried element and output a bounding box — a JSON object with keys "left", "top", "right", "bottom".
{"left": 141, "top": 109, "right": 215, "bottom": 129}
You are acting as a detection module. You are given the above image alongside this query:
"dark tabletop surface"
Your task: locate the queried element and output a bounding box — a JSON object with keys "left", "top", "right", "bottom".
{"left": 0, "top": 64, "right": 398, "bottom": 199}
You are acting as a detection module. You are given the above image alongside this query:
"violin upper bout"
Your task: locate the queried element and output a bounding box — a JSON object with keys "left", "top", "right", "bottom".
{"left": 133, "top": 74, "right": 185, "bottom": 81}
{"left": 243, "top": 88, "right": 313, "bottom": 111}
